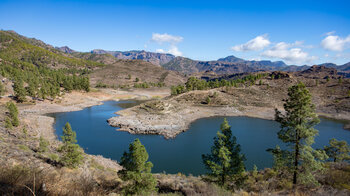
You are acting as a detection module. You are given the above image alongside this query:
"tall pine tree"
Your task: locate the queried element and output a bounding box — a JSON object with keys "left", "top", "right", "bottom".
{"left": 274, "top": 82, "right": 327, "bottom": 186}
{"left": 13, "top": 79, "right": 26, "bottom": 102}
{"left": 202, "top": 118, "right": 245, "bottom": 187}
{"left": 119, "top": 138, "right": 157, "bottom": 195}
{"left": 59, "top": 122, "right": 83, "bottom": 168}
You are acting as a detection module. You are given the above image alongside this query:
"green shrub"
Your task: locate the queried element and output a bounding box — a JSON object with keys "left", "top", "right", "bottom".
{"left": 48, "top": 153, "right": 60, "bottom": 162}
{"left": 38, "top": 136, "right": 49, "bottom": 153}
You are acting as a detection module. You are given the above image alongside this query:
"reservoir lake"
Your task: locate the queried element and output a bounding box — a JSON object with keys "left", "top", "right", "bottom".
{"left": 51, "top": 100, "right": 350, "bottom": 175}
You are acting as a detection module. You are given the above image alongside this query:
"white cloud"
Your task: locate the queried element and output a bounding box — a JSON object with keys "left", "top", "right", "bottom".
{"left": 151, "top": 33, "right": 183, "bottom": 44}
{"left": 261, "top": 42, "right": 317, "bottom": 63}
{"left": 151, "top": 33, "right": 183, "bottom": 56}
{"left": 156, "top": 49, "right": 165, "bottom": 53}
{"left": 168, "top": 45, "right": 182, "bottom": 56}
{"left": 155, "top": 46, "right": 182, "bottom": 56}
{"left": 321, "top": 34, "right": 350, "bottom": 51}
{"left": 231, "top": 35, "right": 270, "bottom": 51}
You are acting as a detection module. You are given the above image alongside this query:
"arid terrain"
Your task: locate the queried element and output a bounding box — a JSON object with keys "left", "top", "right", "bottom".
{"left": 108, "top": 68, "right": 350, "bottom": 138}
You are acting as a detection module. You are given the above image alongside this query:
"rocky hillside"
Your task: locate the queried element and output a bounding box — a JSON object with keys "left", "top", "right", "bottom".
{"left": 109, "top": 66, "right": 350, "bottom": 138}
{"left": 0, "top": 30, "right": 186, "bottom": 92}
{"left": 163, "top": 55, "right": 350, "bottom": 75}
{"left": 0, "top": 30, "right": 104, "bottom": 69}
{"left": 76, "top": 52, "right": 186, "bottom": 87}
{"left": 57, "top": 45, "right": 350, "bottom": 77}
{"left": 91, "top": 49, "right": 175, "bottom": 66}
{"left": 162, "top": 56, "right": 289, "bottom": 75}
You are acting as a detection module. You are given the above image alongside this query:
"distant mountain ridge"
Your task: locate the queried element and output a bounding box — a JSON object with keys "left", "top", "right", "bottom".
{"left": 90, "top": 49, "right": 175, "bottom": 66}
{"left": 56, "top": 45, "right": 350, "bottom": 76}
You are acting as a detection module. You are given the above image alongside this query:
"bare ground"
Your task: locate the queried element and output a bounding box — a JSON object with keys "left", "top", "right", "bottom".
{"left": 108, "top": 77, "right": 350, "bottom": 139}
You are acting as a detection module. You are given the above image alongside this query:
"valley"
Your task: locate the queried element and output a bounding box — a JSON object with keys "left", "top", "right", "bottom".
{"left": 1, "top": 30, "right": 350, "bottom": 195}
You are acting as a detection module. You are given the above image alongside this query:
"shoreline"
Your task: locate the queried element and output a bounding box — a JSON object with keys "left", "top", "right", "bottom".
{"left": 19, "top": 88, "right": 350, "bottom": 142}
{"left": 21, "top": 89, "right": 171, "bottom": 139}
{"left": 108, "top": 102, "right": 350, "bottom": 139}
{"left": 18, "top": 88, "right": 171, "bottom": 170}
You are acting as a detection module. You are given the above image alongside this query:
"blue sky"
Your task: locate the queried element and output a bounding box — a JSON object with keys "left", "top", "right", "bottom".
{"left": 1, "top": 0, "right": 350, "bottom": 65}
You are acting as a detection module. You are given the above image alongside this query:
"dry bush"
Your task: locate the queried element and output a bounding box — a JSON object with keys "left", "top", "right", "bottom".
{"left": 0, "top": 164, "right": 48, "bottom": 196}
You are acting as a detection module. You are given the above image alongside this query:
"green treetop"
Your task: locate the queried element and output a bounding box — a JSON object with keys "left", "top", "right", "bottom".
{"left": 324, "top": 138, "right": 350, "bottom": 162}
{"left": 274, "top": 82, "right": 327, "bottom": 186}
{"left": 202, "top": 118, "right": 246, "bottom": 188}
{"left": 119, "top": 138, "right": 157, "bottom": 195}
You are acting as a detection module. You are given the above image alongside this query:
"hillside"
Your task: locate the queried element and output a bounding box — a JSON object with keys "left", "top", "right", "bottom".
{"left": 91, "top": 49, "right": 175, "bottom": 66}
{"left": 0, "top": 30, "right": 104, "bottom": 69}
{"left": 163, "top": 56, "right": 288, "bottom": 75}
{"left": 75, "top": 52, "right": 186, "bottom": 88}
{"left": 57, "top": 46, "right": 350, "bottom": 77}
{"left": 0, "top": 30, "right": 186, "bottom": 102}
{"left": 163, "top": 56, "right": 350, "bottom": 75}
{"left": 109, "top": 66, "right": 350, "bottom": 138}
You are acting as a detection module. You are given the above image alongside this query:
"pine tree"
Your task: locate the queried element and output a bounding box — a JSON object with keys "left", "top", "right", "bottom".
{"left": 26, "top": 80, "right": 36, "bottom": 97}
{"left": 119, "top": 138, "right": 158, "bottom": 195}
{"left": 267, "top": 145, "right": 290, "bottom": 172}
{"left": 0, "top": 81, "right": 5, "bottom": 96}
{"left": 324, "top": 138, "right": 350, "bottom": 162}
{"left": 202, "top": 118, "right": 246, "bottom": 187}
{"left": 5, "top": 117, "right": 13, "bottom": 129}
{"left": 59, "top": 122, "right": 83, "bottom": 168}
{"left": 6, "top": 101, "right": 19, "bottom": 127}
{"left": 39, "top": 136, "right": 49, "bottom": 153}
{"left": 274, "top": 82, "right": 327, "bottom": 186}
{"left": 13, "top": 79, "right": 26, "bottom": 102}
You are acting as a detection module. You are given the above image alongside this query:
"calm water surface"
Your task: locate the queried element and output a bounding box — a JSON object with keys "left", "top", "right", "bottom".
{"left": 51, "top": 100, "right": 350, "bottom": 175}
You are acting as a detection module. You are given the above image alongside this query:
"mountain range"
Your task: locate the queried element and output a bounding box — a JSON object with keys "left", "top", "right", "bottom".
{"left": 55, "top": 43, "right": 350, "bottom": 76}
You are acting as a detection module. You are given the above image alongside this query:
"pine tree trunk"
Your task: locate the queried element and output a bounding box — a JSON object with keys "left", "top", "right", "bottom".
{"left": 221, "top": 166, "right": 225, "bottom": 185}
{"left": 293, "top": 133, "right": 300, "bottom": 185}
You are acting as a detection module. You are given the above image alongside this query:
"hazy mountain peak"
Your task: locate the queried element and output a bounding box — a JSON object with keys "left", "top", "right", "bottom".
{"left": 56, "top": 46, "right": 75, "bottom": 54}
{"left": 217, "top": 55, "right": 245, "bottom": 63}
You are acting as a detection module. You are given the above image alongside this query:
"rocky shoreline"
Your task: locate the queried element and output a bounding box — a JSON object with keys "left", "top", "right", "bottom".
{"left": 17, "top": 89, "right": 171, "bottom": 170}
{"left": 108, "top": 87, "right": 350, "bottom": 139}
{"left": 108, "top": 102, "right": 278, "bottom": 139}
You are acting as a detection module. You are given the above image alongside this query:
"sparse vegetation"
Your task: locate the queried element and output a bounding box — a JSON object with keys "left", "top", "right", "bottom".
{"left": 134, "top": 82, "right": 165, "bottom": 88}
{"left": 95, "top": 81, "right": 108, "bottom": 88}
{"left": 171, "top": 73, "right": 268, "bottom": 95}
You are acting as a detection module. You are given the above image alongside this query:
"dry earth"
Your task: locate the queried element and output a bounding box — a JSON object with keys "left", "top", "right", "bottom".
{"left": 108, "top": 75, "right": 350, "bottom": 139}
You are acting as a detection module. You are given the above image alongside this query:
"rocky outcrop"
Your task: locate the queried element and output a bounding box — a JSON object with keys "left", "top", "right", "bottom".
{"left": 56, "top": 46, "right": 75, "bottom": 54}
{"left": 298, "top": 65, "right": 339, "bottom": 79}
{"left": 91, "top": 49, "right": 175, "bottom": 66}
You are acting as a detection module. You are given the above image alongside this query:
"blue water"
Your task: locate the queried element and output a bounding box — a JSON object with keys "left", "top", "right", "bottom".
{"left": 51, "top": 100, "right": 350, "bottom": 175}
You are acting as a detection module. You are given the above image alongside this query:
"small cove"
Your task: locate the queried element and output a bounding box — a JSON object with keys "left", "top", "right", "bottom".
{"left": 51, "top": 100, "right": 350, "bottom": 175}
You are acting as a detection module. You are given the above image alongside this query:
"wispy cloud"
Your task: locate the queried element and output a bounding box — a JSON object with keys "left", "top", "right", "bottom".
{"left": 151, "top": 33, "right": 183, "bottom": 44}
